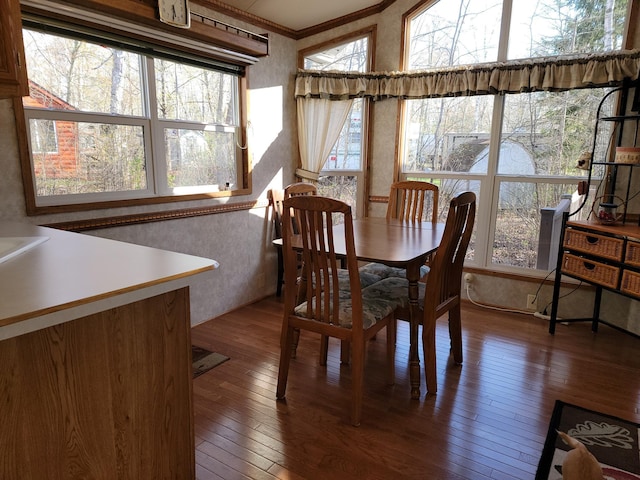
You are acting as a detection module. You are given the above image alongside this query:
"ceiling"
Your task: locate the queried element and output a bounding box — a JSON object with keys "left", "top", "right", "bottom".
{"left": 213, "top": 0, "right": 384, "bottom": 33}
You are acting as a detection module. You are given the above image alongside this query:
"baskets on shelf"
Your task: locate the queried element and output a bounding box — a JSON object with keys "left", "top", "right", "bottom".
{"left": 563, "top": 228, "right": 624, "bottom": 261}
{"left": 615, "top": 147, "right": 640, "bottom": 164}
{"left": 562, "top": 253, "right": 619, "bottom": 289}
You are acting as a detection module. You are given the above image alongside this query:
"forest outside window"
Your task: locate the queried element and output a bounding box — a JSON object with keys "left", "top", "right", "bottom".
{"left": 21, "top": 24, "right": 245, "bottom": 211}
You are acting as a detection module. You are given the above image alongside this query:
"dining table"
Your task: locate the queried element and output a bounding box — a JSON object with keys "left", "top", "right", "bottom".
{"left": 276, "top": 216, "right": 445, "bottom": 399}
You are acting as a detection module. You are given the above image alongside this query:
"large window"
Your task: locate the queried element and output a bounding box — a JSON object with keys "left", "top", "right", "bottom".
{"left": 402, "top": 0, "right": 628, "bottom": 271}
{"left": 300, "top": 29, "right": 373, "bottom": 217}
{"left": 22, "top": 23, "right": 245, "bottom": 210}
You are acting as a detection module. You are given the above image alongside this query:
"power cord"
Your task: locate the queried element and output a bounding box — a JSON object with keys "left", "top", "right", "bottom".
{"left": 464, "top": 270, "right": 581, "bottom": 320}
{"left": 465, "top": 283, "right": 536, "bottom": 316}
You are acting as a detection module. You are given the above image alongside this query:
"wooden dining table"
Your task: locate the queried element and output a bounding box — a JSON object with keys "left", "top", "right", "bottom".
{"left": 276, "top": 216, "right": 445, "bottom": 399}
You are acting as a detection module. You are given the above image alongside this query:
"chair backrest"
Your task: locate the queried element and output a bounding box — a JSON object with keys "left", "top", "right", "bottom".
{"left": 284, "top": 182, "right": 317, "bottom": 234}
{"left": 282, "top": 195, "right": 363, "bottom": 331}
{"left": 267, "top": 188, "right": 285, "bottom": 240}
{"left": 387, "top": 180, "right": 439, "bottom": 223}
{"left": 285, "top": 182, "right": 317, "bottom": 198}
{"left": 267, "top": 183, "right": 317, "bottom": 240}
{"left": 425, "top": 191, "right": 476, "bottom": 314}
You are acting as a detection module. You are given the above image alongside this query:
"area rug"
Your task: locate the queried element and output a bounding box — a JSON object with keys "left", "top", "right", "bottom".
{"left": 192, "top": 345, "right": 229, "bottom": 378}
{"left": 536, "top": 400, "right": 640, "bottom": 479}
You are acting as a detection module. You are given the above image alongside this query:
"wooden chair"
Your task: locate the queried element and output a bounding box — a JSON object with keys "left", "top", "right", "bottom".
{"left": 284, "top": 182, "right": 317, "bottom": 236}
{"left": 361, "top": 180, "right": 439, "bottom": 280}
{"left": 387, "top": 180, "right": 439, "bottom": 223}
{"left": 268, "top": 183, "right": 318, "bottom": 297}
{"left": 285, "top": 182, "right": 318, "bottom": 199}
{"left": 276, "top": 195, "right": 402, "bottom": 426}
{"left": 396, "top": 191, "right": 476, "bottom": 395}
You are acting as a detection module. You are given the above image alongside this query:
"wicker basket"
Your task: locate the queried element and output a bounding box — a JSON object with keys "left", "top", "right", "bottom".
{"left": 615, "top": 147, "right": 640, "bottom": 164}
{"left": 563, "top": 229, "right": 624, "bottom": 261}
{"left": 562, "top": 253, "right": 619, "bottom": 289}
{"left": 625, "top": 241, "right": 640, "bottom": 267}
{"left": 621, "top": 270, "right": 640, "bottom": 298}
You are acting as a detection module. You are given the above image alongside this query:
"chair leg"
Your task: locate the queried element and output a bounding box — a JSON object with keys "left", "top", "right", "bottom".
{"left": 340, "top": 341, "right": 350, "bottom": 365}
{"left": 422, "top": 316, "right": 438, "bottom": 395}
{"left": 277, "top": 324, "right": 295, "bottom": 399}
{"left": 319, "top": 335, "right": 329, "bottom": 366}
{"left": 276, "top": 248, "right": 284, "bottom": 297}
{"left": 448, "top": 305, "right": 463, "bottom": 364}
{"left": 291, "top": 328, "right": 300, "bottom": 358}
{"left": 350, "top": 337, "right": 364, "bottom": 427}
{"left": 386, "top": 318, "right": 396, "bottom": 385}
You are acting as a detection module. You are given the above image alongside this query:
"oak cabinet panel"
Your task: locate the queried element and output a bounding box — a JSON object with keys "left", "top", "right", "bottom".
{"left": 0, "top": 0, "right": 28, "bottom": 98}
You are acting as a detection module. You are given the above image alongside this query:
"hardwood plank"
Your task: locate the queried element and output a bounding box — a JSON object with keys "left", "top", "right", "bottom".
{"left": 193, "top": 296, "right": 640, "bottom": 479}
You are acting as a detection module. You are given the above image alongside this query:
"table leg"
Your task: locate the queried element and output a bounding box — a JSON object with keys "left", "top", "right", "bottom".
{"left": 406, "top": 262, "right": 421, "bottom": 399}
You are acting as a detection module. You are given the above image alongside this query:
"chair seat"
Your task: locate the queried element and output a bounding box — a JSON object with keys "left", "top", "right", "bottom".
{"left": 337, "top": 268, "right": 382, "bottom": 292}
{"left": 294, "top": 277, "right": 407, "bottom": 329}
{"left": 359, "top": 262, "right": 430, "bottom": 279}
{"left": 308, "top": 269, "right": 383, "bottom": 300}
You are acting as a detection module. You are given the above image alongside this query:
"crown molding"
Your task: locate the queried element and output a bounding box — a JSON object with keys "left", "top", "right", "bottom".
{"left": 192, "top": 0, "right": 397, "bottom": 40}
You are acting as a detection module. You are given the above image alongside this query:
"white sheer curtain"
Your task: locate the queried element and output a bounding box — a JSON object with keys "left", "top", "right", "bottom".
{"left": 295, "top": 97, "right": 353, "bottom": 182}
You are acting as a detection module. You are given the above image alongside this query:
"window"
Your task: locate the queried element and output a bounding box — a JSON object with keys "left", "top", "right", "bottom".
{"left": 300, "top": 29, "right": 374, "bottom": 217}
{"left": 21, "top": 22, "right": 246, "bottom": 210}
{"left": 402, "top": 0, "right": 629, "bottom": 271}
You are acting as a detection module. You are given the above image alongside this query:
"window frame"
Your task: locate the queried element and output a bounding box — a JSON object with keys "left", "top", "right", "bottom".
{"left": 399, "top": 0, "right": 630, "bottom": 274}
{"left": 18, "top": 14, "right": 251, "bottom": 215}
{"left": 297, "top": 26, "right": 376, "bottom": 219}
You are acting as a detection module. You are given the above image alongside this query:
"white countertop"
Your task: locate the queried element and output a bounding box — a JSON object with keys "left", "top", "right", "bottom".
{"left": 0, "top": 222, "right": 217, "bottom": 338}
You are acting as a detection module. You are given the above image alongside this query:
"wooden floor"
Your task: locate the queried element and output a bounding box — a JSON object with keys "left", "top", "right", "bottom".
{"left": 191, "top": 295, "right": 640, "bottom": 479}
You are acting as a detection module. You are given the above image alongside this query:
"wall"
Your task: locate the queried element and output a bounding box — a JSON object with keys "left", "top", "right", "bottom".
{"left": 0, "top": 6, "right": 298, "bottom": 326}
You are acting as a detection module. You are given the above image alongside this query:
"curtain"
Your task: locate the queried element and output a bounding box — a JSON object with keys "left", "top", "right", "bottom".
{"left": 295, "top": 97, "right": 353, "bottom": 182}
{"left": 295, "top": 49, "right": 640, "bottom": 100}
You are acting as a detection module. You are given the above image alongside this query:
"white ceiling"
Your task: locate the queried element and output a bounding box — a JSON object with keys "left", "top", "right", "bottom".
{"left": 217, "top": 0, "right": 381, "bottom": 31}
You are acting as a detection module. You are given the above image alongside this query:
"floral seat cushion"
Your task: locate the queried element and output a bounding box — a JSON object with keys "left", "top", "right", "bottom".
{"left": 294, "top": 277, "right": 408, "bottom": 329}
{"left": 359, "top": 262, "right": 430, "bottom": 280}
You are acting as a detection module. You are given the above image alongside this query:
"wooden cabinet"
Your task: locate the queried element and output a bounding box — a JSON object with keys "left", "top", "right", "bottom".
{"left": 0, "top": 0, "right": 28, "bottom": 98}
{"left": 0, "top": 288, "right": 196, "bottom": 478}
{"left": 549, "top": 220, "right": 640, "bottom": 334}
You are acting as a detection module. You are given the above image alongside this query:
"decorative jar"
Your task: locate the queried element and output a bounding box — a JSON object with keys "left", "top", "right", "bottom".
{"left": 597, "top": 202, "right": 619, "bottom": 224}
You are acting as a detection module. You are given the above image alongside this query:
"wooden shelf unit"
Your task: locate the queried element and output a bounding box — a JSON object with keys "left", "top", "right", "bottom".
{"left": 549, "top": 219, "right": 640, "bottom": 334}
{"left": 549, "top": 82, "right": 640, "bottom": 335}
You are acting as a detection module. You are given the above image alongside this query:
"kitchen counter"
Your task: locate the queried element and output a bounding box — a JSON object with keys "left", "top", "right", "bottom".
{"left": 0, "top": 222, "right": 215, "bottom": 339}
{"left": 0, "top": 222, "right": 217, "bottom": 479}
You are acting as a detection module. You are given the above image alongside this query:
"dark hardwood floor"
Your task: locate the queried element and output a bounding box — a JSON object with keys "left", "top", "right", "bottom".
{"left": 191, "top": 295, "right": 640, "bottom": 479}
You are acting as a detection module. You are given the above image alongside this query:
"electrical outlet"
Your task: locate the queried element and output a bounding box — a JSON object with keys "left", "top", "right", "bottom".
{"left": 526, "top": 294, "right": 537, "bottom": 311}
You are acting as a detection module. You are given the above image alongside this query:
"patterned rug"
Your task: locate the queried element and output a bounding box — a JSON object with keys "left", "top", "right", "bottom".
{"left": 192, "top": 345, "right": 229, "bottom": 378}
{"left": 536, "top": 400, "right": 640, "bottom": 479}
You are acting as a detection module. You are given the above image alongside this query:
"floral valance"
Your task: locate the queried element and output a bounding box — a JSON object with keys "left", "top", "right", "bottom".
{"left": 294, "top": 49, "right": 640, "bottom": 100}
